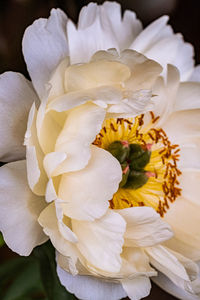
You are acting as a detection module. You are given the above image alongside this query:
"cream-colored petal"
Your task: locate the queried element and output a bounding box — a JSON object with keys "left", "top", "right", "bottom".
{"left": 164, "top": 196, "right": 200, "bottom": 260}
{"left": 72, "top": 210, "right": 126, "bottom": 273}
{"left": 58, "top": 145, "right": 122, "bottom": 221}
{"left": 175, "top": 82, "right": 200, "bottom": 111}
{"left": 22, "top": 9, "right": 68, "bottom": 98}
{"left": 190, "top": 65, "right": 200, "bottom": 82}
{"left": 146, "top": 246, "right": 200, "bottom": 295}
{"left": 118, "top": 207, "right": 172, "bottom": 248}
{"left": 178, "top": 139, "right": 200, "bottom": 169}
{"left": 47, "top": 86, "right": 122, "bottom": 113}
{"left": 24, "top": 103, "right": 48, "bottom": 195}
{"left": 38, "top": 202, "right": 78, "bottom": 253}
{"left": 163, "top": 110, "right": 200, "bottom": 144}
{"left": 0, "top": 161, "right": 47, "bottom": 255}
{"left": 67, "top": 3, "right": 119, "bottom": 64}
{"left": 65, "top": 60, "right": 130, "bottom": 92}
{"left": 52, "top": 103, "right": 105, "bottom": 176}
{"left": 57, "top": 264, "right": 127, "bottom": 300}
{"left": 121, "top": 276, "right": 151, "bottom": 300}
{"left": 0, "top": 72, "right": 38, "bottom": 162}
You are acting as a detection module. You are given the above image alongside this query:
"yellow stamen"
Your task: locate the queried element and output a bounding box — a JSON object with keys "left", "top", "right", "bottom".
{"left": 93, "top": 112, "right": 182, "bottom": 217}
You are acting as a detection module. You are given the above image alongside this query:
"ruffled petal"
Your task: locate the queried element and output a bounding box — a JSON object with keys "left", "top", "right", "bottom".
{"left": 146, "top": 246, "right": 200, "bottom": 295}
{"left": 72, "top": 210, "right": 126, "bottom": 273}
{"left": 49, "top": 103, "right": 106, "bottom": 175}
{"left": 189, "top": 65, "right": 200, "bottom": 82}
{"left": 130, "top": 16, "right": 194, "bottom": 80}
{"left": 0, "top": 161, "right": 47, "bottom": 255}
{"left": 22, "top": 9, "right": 68, "bottom": 98}
{"left": 56, "top": 265, "right": 127, "bottom": 300}
{"left": 58, "top": 146, "right": 122, "bottom": 221}
{"left": 121, "top": 276, "right": 151, "bottom": 300}
{"left": 118, "top": 207, "right": 173, "bottom": 247}
{"left": 67, "top": 3, "right": 118, "bottom": 64}
{"left": 0, "top": 72, "right": 38, "bottom": 162}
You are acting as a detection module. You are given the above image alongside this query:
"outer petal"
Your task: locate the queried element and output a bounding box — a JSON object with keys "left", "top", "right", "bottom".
{"left": 24, "top": 103, "right": 48, "bottom": 195}
{"left": 121, "top": 276, "right": 151, "bottom": 300}
{"left": 0, "top": 72, "right": 38, "bottom": 162}
{"left": 153, "top": 266, "right": 200, "bottom": 300}
{"left": 71, "top": 210, "right": 126, "bottom": 273}
{"left": 57, "top": 265, "right": 127, "bottom": 300}
{"left": 0, "top": 161, "right": 47, "bottom": 255}
{"left": 189, "top": 65, "right": 200, "bottom": 82}
{"left": 22, "top": 9, "right": 68, "bottom": 98}
{"left": 67, "top": 3, "right": 118, "bottom": 64}
{"left": 118, "top": 207, "right": 173, "bottom": 247}
{"left": 58, "top": 145, "right": 122, "bottom": 221}
{"left": 146, "top": 246, "right": 200, "bottom": 295}
{"left": 130, "top": 16, "right": 194, "bottom": 80}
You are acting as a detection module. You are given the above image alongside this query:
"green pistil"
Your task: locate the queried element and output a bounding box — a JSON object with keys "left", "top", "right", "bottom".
{"left": 107, "top": 141, "right": 151, "bottom": 190}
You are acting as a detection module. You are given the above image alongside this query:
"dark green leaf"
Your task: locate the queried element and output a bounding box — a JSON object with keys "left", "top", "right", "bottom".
{"left": 33, "top": 241, "right": 76, "bottom": 300}
{"left": 0, "top": 232, "right": 5, "bottom": 247}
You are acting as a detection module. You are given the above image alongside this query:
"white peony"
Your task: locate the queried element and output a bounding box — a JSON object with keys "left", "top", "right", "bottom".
{"left": 0, "top": 2, "right": 200, "bottom": 300}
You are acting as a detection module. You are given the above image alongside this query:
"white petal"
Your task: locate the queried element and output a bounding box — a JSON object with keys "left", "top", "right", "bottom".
{"left": 153, "top": 271, "right": 200, "bottom": 300}
{"left": 179, "top": 169, "right": 200, "bottom": 204}
{"left": 72, "top": 210, "right": 126, "bottom": 273}
{"left": 53, "top": 103, "right": 106, "bottom": 175}
{"left": 24, "top": 103, "right": 48, "bottom": 195}
{"left": 130, "top": 16, "right": 194, "bottom": 80}
{"left": 58, "top": 146, "right": 122, "bottom": 221}
{"left": 118, "top": 207, "right": 172, "bottom": 247}
{"left": 102, "top": 2, "right": 142, "bottom": 50}
{"left": 67, "top": 3, "right": 118, "bottom": 64}
{"left": 175, "top": 82, "right": 200, "bottom": 111}
{"left": 121, "top": 276, "right": 151, "bottom": 300}
{"left": 177, "top": 139, "right": 200, "bottom": 169}
{"left": 0, "top": 72, "right": 38, "bottom": 162}
{"left": 57, "top": 265, "right": 127, "bottom": 300}
{"left": 189, "top": 65, "right": 200, "bottom": 82}
{"left": 146, "top": 246, "right": 200, "bottom": 295}
{"left": 164, "top": 196, "right": 200, "bottom": 260}
{"left": 0, "top": 161, "right": 47, "bottom": 255}
{"left": 22, "top": 9, "right": 68, "bottom": 98}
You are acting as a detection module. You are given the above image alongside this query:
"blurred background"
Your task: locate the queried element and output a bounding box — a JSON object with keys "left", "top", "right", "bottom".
{"left": 0, "top": 0, "right": 200, "bottom": 299}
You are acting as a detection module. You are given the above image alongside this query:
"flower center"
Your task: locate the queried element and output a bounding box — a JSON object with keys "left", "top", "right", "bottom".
{"left": 93, "top": 112, "right": 182, "bottom": 217}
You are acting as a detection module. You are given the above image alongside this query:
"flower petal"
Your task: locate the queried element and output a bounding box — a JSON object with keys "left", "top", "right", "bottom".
{"left": 38, "top": 202, "right": 78, "bottom": 253}
{"left": 130, "top": 16, "right": 194, "bottom": 80}
{"left": 58, "top": 145, "right": 122, "bottom": 221}
{"left": 0, "top": 72, "right": 38, "bottom": 162}
{"left": 72, "top": 210, "right": 126, "bottom": 273}
{"left": 121, "top": 276, "right": 151, "bottom": 300}
{"left": 153, "top": 271, "right": 200, "bottom": 300}
{"left": 118, "top": 207, "right": 172, "bottom": 247}
{"left": 164, "top": 196, "right": 200, "bottom": 261}
{"left": 67, "top": 3, "right": 119, "bottom": 64}
{"left": 0, "top": 161, "right": 47, "bottom": 255}
{"left": 22, "top": 9, "right": 68, "bottom": 98}
{"left": 52, "top": 103, "right": 106, "bottom": 176}
{"left": 189, "top": 65, "right": 200, "bottom": 82}
{"left": 57, "top": 265, "right": 127, "bottom": 300}
{"left": 146, "top": 245, "right": 200, "bottom": 295}
{"left": 175, "top": 82, "right": 200, "bottom": 111}
{"left": 24, "top": 103, "right": 48, "bottom": 195}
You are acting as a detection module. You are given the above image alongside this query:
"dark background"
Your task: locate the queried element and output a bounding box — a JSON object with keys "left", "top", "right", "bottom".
{"left": 1, "top": 0, "right": 200, "bottom": 299}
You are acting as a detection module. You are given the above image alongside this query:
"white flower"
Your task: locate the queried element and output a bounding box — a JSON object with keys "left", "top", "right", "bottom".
{"left": 0, "top": 2, "right": 200, "bottom": 300}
